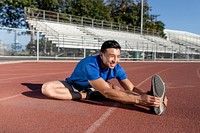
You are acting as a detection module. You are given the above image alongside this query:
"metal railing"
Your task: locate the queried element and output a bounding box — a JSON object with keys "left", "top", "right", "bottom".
{"left": 24, "top": 7, "right": 162, "bottom": 36}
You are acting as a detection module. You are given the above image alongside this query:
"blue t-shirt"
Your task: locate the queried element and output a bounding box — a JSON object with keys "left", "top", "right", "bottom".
{"left": 66, "top": 55, "right": 127, "bottom": 88}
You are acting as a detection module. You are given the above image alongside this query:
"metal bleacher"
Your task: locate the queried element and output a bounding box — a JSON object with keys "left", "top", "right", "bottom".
{"left": 28, "top": 18, "right": 200, "bottom": 59}
{"left": 164, "top": 29, "right": 200, "bottom": 53}
{"left": 28, "top": 19, "right": 180, "bottom": 53}
{"left": 24, "top": 7, "right": 200, "bottom": 60}
{"left": 27, "top": 20, "right": 102, "bottom": 49}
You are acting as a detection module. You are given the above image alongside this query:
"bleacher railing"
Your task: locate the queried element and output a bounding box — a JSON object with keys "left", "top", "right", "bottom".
{"left": 24, "top": 7, "right": 161, "bottom": 36}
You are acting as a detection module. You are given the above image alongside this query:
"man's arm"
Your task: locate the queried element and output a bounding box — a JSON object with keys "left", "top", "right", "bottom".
{"left": 89, "top": 78, "right": 140, "bottom": 104}
{"left": 118, "top": 78, "right": 164, "bottom": 107}
{"left": 88, "top": 78, "right": 160, "bottom": 106}
{"left": 118, "top": 78, "right": 146, "bottom": 95}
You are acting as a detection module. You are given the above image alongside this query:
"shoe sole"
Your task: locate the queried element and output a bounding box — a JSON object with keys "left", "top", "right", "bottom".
{"left": 151, "top": 75, "right": 166, "bottom": 115}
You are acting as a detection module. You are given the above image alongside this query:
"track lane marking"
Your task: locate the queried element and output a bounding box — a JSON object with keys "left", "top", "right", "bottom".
{"left": 0, "top": 72, "right": 69, "bottom": 101}
{"left": 0, "top": 94, "right": 22, "bottom": 101}
{"left": 197, "top": 67, "right": 200, "bottom": 79}
{"left": 85, "top": 67, "right": 173, "bottom": 133}
{"left": 0, "top": 71, "right": 69, "bottom": 83}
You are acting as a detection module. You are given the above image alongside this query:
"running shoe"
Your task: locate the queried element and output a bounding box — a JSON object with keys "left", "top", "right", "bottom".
{"left": 150, "top": 75, "right": 166, "bottom": 115}
{"left": 85, "top": 88, "right": 107, "bottom": 101}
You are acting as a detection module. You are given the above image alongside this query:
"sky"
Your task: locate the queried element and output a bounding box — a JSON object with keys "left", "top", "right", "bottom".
{"left": 148, "top": 0, "right": 200, "bottom": 35}
{"left": 0, "top": 30, "right": 30, "bottom": 50}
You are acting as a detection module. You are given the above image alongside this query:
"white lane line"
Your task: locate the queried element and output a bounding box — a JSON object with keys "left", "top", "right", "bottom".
{"left": 0, "top": 90, "right": 41, "bottom": 102}
{"left": 85, "top": 105, "right": 117, "bottom": 133}
{"left": 0, "top": 94, "right": 21, "bottom": 101}
{"left": 85, "top": 67, "right": 173, "bottom": 133}
{"left": 197, "top": 67, "right": 200, "bottom": 79}
{"left": 84, "top": 79, "right": 145, "bottom": 133}
{"left": 0, "top": 71, "right": 68, "bottom": 83}
{"left": 0, "top": 72, "right": 69, "bottom": 101}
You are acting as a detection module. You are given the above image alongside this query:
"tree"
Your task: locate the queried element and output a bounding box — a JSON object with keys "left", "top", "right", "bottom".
{"left": 0, "top": 0, "right": 34, "bottom": 28}
{"left": 58, "top": 0, "right": 73, "bottom": 14}
{"left": 0, "top": 0, "right": 165, "bottom": 36}
{"left": 71, "top": 0, "right": 110, "bottom": 20}
{"left": 106, "top": 0, "right": 136, "bottom": 24}
{"left": 105, "top": 0, "right": 165, "bottom": 35}
{"left": 34, "top": 0, "right": 65, "bottom": 12}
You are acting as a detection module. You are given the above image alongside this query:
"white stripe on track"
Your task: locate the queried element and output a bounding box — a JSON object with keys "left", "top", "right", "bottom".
{"left": 0, "top": 94, "right": 21, "bottom": 101}
{"left": 0, "top": 71, "right": 68, "bottom": 83}
{"left": 85, "top": 67, "right": 172, "bottom": 133}
{"left": 85, "top": 105, "right": 117, "bottom": 133}
{"left": 0, "top": 72, "right": 69, "bottom": 101}
{"left": 197, "top": 67, "right": 200, "bottom": 79}
{"left": 0, "top": 90, "right": 40, "bottom": 102}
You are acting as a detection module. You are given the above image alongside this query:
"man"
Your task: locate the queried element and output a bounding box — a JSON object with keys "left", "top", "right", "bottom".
{"left": 42, "top": 40, "right": 168, "bottom": 115}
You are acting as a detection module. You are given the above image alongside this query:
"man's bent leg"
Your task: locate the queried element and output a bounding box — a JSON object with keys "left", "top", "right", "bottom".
{"left": 41, "top": 81, "right": 86, "bottom": 100}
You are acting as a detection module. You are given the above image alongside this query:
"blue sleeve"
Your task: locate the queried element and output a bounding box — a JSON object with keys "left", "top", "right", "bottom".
{"left": 83, "top": 63, "right": 100, "bottom": 80}
{"left": 116, "top": 65, "right": 127, "bottom": 81}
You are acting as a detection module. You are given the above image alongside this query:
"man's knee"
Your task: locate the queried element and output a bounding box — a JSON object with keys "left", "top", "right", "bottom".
{"left": 41, "top": 82, "right": 54, "bottom": 97}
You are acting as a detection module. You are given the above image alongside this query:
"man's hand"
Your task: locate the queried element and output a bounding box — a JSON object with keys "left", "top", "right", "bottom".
{"left": 139, "top": 94, "right": 161, "bottom": 107}
{"left": 164, "top": 96, "right": 168, "bottom": 106}
{"left": 139, "top": 94, "right": 168, "bottom": 107}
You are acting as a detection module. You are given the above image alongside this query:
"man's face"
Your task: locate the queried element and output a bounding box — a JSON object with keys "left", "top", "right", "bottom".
{"left": 100, "top": 48, "right": 120, "bottom": 69}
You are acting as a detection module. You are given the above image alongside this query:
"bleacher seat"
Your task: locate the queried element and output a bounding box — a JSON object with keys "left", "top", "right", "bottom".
{"left": 27, "top": 19, "right": 198, "bottom": 54}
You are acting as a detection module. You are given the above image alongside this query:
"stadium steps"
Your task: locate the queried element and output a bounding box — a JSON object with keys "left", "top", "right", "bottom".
{"left": 27, "top": 19, "right": 197, "bottom": 53}
{"left": 142, "top": 35, "right": 181, "bottom": 52}
{"left": 27, "top": 20, "right": 100, "bottom": 49}
{"left": 77, "top": 26, "right": 105, "bottom": 42}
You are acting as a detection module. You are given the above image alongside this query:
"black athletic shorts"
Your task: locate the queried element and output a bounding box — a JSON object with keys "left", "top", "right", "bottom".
{"left": 60, "top": 80, "right": 88, "bottom": 92}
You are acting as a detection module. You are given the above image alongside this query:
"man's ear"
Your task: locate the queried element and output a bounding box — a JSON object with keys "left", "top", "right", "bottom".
{"left": 100, "top": 52, "right": 103, "bottom": 59}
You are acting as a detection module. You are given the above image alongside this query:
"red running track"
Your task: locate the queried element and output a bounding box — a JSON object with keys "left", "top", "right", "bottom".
{"left": 0, "top": 61, "right": 200, "bottom": 133}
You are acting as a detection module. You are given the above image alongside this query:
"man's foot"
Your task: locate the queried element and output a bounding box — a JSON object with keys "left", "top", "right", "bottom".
{"left": 150, "top": 75, "right": 166, "bottom": 115}
{"left": 85, "top": 88, "right": 107, "bottom": 101}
